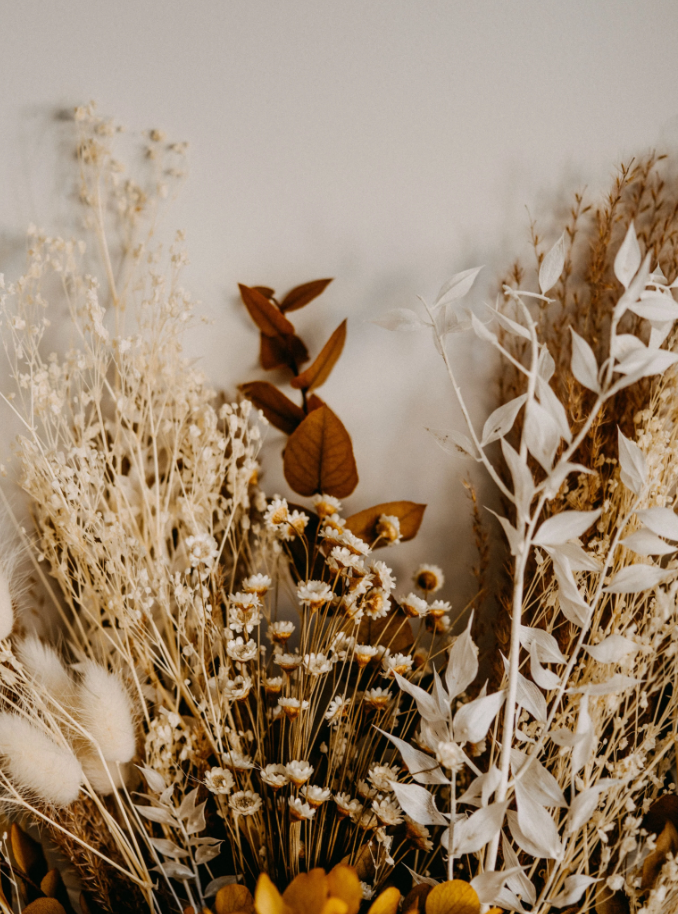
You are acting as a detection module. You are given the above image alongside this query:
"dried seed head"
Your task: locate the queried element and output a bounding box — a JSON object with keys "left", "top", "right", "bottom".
{"left": 75, "top": 661, "right": 136, "bottom": 763}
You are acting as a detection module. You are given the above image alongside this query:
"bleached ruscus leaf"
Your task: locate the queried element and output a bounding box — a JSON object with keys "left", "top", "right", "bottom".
{"left": 538, "top": 232, "right": 566, "bottom": 294}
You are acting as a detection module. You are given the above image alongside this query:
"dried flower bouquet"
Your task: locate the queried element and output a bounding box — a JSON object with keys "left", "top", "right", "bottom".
{"left": 0, "top": 107, "right": 677, "bottom": 914}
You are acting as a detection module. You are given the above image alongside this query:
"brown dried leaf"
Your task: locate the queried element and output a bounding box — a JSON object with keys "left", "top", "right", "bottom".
{"left": 425, "top": 881, "right": 480, "bottom": 914}
{"left": 10, "top": 823, "right": 47, "bottom": 883}
{"left": 283, "top": 406, "right": 358, "bottom": 498}
{"left": 252, "top": 286, "right": 276, "bottom": 300}
{"left": 340, "top": 844, "right": 374, "bottom": 882}
{"left": 367, "top": 888, "right": 401, "bottom": 914}
{"left": 40, "top": 869, "right": 71, "bottom": 913}
{"left": 239, "top": 284, "right": 295, "bottom": 337}
{"left": 345, "top": 501, "right": 426, "bottom": 547}
{"left": 643, "top": 794, "right": 678, "bottom": 835}
{"left": 280, "top": 278, "right": 333, "bottom": 313}
{"left": 22, "top": 901, "right": 67, "bottom": 914}
{"left": 240, "top": 382, "right": 305, "bottom": 435}
{"left": 595, "top": 885, "right": 630, "bottom": 914}
{"left": 282, "top": 869, "right": 328, "bottom": 914}
{"left": 326, "top": 866, "right": 362, "bottom": 914}
{"left": 290, "top": 319, "right": 347, "bottom": 391}
{"left": 358, "top": 599, "right": 414, "bottom": 653}
{"left": 215, "top": 884, "right": 255, "bottom": 914}
{"left": 402, "top": 884, "right": 431, "bottom": 914}
{"left": 307, "top": 393, "right": 325, "bottom": 411}
{"left": 642, "top": 819, "right": 678, "bottom": 890}
{"left": 260, "top": 333, "right": 310, "bottom": 371}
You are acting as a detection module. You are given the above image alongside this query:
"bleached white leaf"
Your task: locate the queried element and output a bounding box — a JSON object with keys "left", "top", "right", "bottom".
{"left": 204, "top": 876, "right": 239, "bottom": 898}
{"left": 567, "top": 780, "right": 619, "bottom": 834}
{"left": 534, "top": 508, "right": 601, "bottom": 547}
{"left": 177, "top": 787, "right": 200, "bottom": 820}
{"left": 649, "top": 319, "right": 674, "bottom": 350}
{"left": 614, "top": 251, "right": 652, "bottom": 322}
{"left": 612, "top": 333, "right": 645, "bottom": 360}
{"left": 548, "top": 875, "right": 599, "bottom": 908}
{"left": 439, "top": 303, "right": 474, "bottom": 336}
{"left": 389, "top": 780, "right": 448, "bottom": 826}
{"left": 488, "top": 306, "right": 531, "bottom": 340}
{"left": 618, "top": 428, "right": 647, "bottom": 496}
{"left": 372, "top": 309, "right": 430, "bottom": 331}
{"left": 376, "top": 728, "right": 448, "bottom": 785}
{"left": 432, "top": 667, "right": 450, "bottom": 712}
{"left": 515, "top": 780, "right": 562, "bottom": 859}
{"left": 185, "top": 801, "right": 207, "bottom": 835}
{"left": 523, "top": 399, "right": 561, "bottom": 471}
{"left": 446, "top": 800, "right": 508, "bottom": 855}
{"left": 503, "top": 833, "right": 537, "bottom": 904}
{"left": 501, "top": 439, "right": 535, "bottom": 519}
{"left": 393, "top": 671, "right": 445, "bottom": 723}
{"left": 138, "top": 766, "right": 166, "bottom": 794}
{"left": 549, "top": 728, "right": 586, "bottom": 749}
{"left": 511, "top": 750, "right": 567, "bottom": 808}
{"left": 622, "top": 528, "right": 676, "bottom": 556}
{"left": 493, "top": 888, "right": 528, "bottom": 913}
{"left": 569, "top": 674, "right": 640, "bottom": 697}
{"left": 481, "top": 395, "right": 527, "bottom": 447}
{"left": 552, "top": 554, "right": 591, "bottom": 627}
{"left": 507, "top": 810, "right": 546, "bottom": 859}
{"left": 486, "top": 509, "right": 522, "bottom": 557}
{"left": 571, "top": 695, "right": 597, "bottom": 773}
{"left": 471, "top": 868, "right": 524, "bottom": 906}
{"left": 435, "top": 266, "right": 483, "bottom": 306}
{"left": 627, "top": 292, "right": 678, "bottom": 323}
{"left": 148, "top": 837, "right": 189, "bottom": 859}
{"left": 458, "top": 765, "right": 502, "bottom": 808}
{"left": 544, "top": 541, "right": 601, "bottom": 571}
{"left": 136, "top": 805, "right": 177, "bottom": 826}
{"left": 541, "top": 462, "right": 594, "bottom": 501}
{"left": 603, "top": 564, "right": 673, "bottom": 594}
{"left": 615, "top": 346, "right": 678, "bottom": 379}
{"left": 637, "top": 507, "right": 678, "bottom": 541}
{"left": 536, "top": 377, "right": 571, "bottom": 443}
{"left": 427, "top": 426, "right": 477, "bottom": 459}
{"left": 570, "top": 328, "right": 601, "bottom": 393}
{"left": 195, "top": 842, "right": 223, "bottom": 865}
{"left": 471, "top": 312, "right": 499, "bottom": 345}
{"left": 519, "top": 626, "right": 567, "bottom": 664}
{"left": 529, "top": 641, "right": 560, "bottom": 690}
{"left": 539, "top": 345, "right": 556, "bottom": 381}
{"left": 445, "top": 613, "right": 478, "bottom": 701}
{"left": 584, "top": 634, "right": 639, "bottom": 665}
{"left": 403, "top": 867, "right": 439, "bottom": 888}
{"left": 152, "top": 861, "right": 196, "bottom": 880}
{"left": 502, "top": 656, "right": 547, "bottom": 722}
{"left": 614, "top": 222, "right": 641, "bottom": 289}
{"left": 539, "top": 232, "right": 566, "bottom": 294}
{"left": 453, "top": 689, "right": 506, "bottom": 744}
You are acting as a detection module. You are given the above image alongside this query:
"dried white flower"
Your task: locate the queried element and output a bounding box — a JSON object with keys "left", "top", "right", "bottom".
{"left": 372, "top": 796, "right": 403, "bottom": 826}
{"left": 297, "top": 580, "right": 333, "bottom": 608}
{"left": 413, "top": 564, "right": 445, "bottom": 593}
{"left": 368, "top": 764, "right": 400, "bottom": 792}
{"left": 267, "top": 621, "right": 295, "bottom": 643}
{"left": 264, "top": 497, "right": 288, "bottom": 527}
{"left": 304, "top": 652, "right": 333, "bottom": 676}
{"left": 375, "top": 514, "right": 401, "bottom": 545}
{"left": 242, "top": 573, "right": 271, "bottom": 595}
{"left": 286, "top": 759, "right": 313, "bottom": 786}
{"left": 300, "top": 785, "right": 331, "bottom": 807}
{"left": 334, "top": 792, "right": 361, "bottom": 818}
{"left": 382, "top": 653, "right": 413, "bottom": 678}
{"left": 400, "top": 592, "right": 429, "bottom": 618}
{"left": 204, "top": 767, "right": 235, "bottom": 795}
{"left": 226, "top": 638, "right": 258, "bottom": 663}
{"left": 229, "top": 790, "right": 262, "bottom": 816}
{"left": 260, "top": 764, "right": 288, "bottom": 789}
{"left": 312, "top": 494, "right": 342, "bottom": 518}
{"left": 288, "top": 796, "right": 315, "bottom": 821}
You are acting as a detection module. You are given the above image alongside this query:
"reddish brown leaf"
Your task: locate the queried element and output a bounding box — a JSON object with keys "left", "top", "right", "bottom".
{"left": 252, "top": 286, "right": 276, "bottom": 300}
{"left": 345, "top": 501, "right": 427, "bottom": 547}
{"left": 280, "top": 278, "right": 333, "bottom": 313}
{"left": 240, "top": 382, "right": 305, "bottom": 435}
{"left": 358, "top": 599, "right": 414, "bottom": 653}
{"left": 307, "top": 393, "right": 325, "bottom": 411}
{"left": 260, "top": 332, "right": 309, "bottom": 371}
{"left": 290, "top": 319, "right": 347, "bottom": 391}
{"left": 283, "top": 405, "right": 358, "bottom": 498}
{"left": 22, "top": 901, "right": 67, "bottom": 914}
{"left": 239, "top": 284, "right": 295, "bottom": 337}
{"left": 643, "top": 794, "right": 678, "bottom": 835}
{"left": 402, "top": 885, "right": 432, "bottom": 914}
{"left": 642, "top": 819, "right": 678, "bottom": 890}
{"left": 595, "top": 886, "right": 630, "bottom": 914}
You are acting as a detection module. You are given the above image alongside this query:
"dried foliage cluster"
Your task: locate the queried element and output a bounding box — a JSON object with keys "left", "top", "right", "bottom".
{"left": 0, "top": 109, "right": 677, "bottom": 914}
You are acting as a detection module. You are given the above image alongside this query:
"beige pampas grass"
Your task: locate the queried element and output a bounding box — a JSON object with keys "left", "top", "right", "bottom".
{"left": 16, "top": 636, "right": 74, "bottom": 705}
{"left": 0, "top": 568, "right": 14, "bottom": 640}
{"left": 0, "top": 712, "right": 83, "bottom": 806}
{"left": 76, "top": 661, "right": 136, "bottom": 764}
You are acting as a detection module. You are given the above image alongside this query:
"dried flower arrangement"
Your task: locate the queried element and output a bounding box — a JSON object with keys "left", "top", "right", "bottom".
{"left": 0, "top": 106, "right": 677, "bottom": 914}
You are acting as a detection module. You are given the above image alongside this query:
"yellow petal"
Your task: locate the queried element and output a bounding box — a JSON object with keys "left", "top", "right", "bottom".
{"left": 255, "top": 874, "right": 291, "bottom": 914}
{"left": 367, "top": 887, "right": 401, "bottom": 914}
{"left": 327, "top": 865, "right": 362, "bottom": 914}
{"left": 283, "top": 869, "right": 329, "bottom": 914}
{"left": 425, "top": 881, "right": 480, "bottom": 914}
{"left": 216, "top": 885, "right": 255, "bottom": 914}
{"left": 319, "top": 899, "right": 349, "bottom": 914}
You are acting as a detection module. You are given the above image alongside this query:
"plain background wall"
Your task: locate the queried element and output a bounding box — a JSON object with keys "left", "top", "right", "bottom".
{"left": 2, "top": 0, "right": 678, "bottom": 616}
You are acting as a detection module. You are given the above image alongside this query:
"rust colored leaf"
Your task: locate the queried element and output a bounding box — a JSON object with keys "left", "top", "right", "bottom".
{"left": 402, "top": 884, "right": 432, "bottom": 914}
{"left": 291, "top": 319, "right": 347, "bottom": 391}
{"left": 358, "top": 599, "right": 414, "bottom": 654}
{"left": 252, "top": 286, "right": 276, "bottom": 300}
{"left": 239, "top": 284, "right": 295, "bottom": 337}
{"left": 260, "top": 332, "right": 310, "bottom": 371}
{"left": 643, "top": 794, "right": 678, "bottom": 834}
{"left": 345, "top": 501, "right": 427, "bottom": 547}
{"left": 280, "top": 278, "right": 333, "bottom": 313}
{"left": 425, "top": 881, "right": 479, "bottom": 914}
{"left": 240, "top": 382, "right": 305, "bottom": 435}
{"left": 283, "top": 406, "right": 358, "bottom": 498}
{"left": 11, "top": 823, "right": 47, "bottom": 883}
{"left": 22, "top": 901, "right": 67, "bottom": 914}
{"left": 642, "top": 819, "right": 678, "bottom": 890}
{"left": 215, "top": 884, "right": 255, "bottom": 914}
{"left": 307, "top": 393, "right": 325, "bottom": 411}
{"left": 40, "top": 869, "right": 71, "bottom": 913}
{"left": 595, "top": 886, "right": 630, "bottom": 914}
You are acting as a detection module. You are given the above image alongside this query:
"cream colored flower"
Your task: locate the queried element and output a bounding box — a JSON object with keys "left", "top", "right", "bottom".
{"left": 312, "top": 494, "right": 343, "bottom": 518}
{"left": 204, "top": 767, "right": 234, "bottom": 795}
{"left": 376, "top": 514, "right": 401, "bottom": 545}
{"left": 372, "top": 797, "right": 403, "bottom": 826}
{"left": 288, "top": 796, "right": 315, "bottom": 821}
{"left": 300, "top": 785, "right": 331, "bottom": 807}
{"left": 242, "top": 573, "right": 272, "bottom": 595}
{"left": 304, "top": 652, "right": 333, "bottom": 676}
{"left": 400, "top": 592, "right": 429, "bottom": 618}
{"left": 413, "top": 564, "right": 445, "bottom": 594}
{"left": 260, "top": 764, "right": 288, "bottom": 789}
{"left": 229, "top": 790, "right": 262, "bottom": 816}
{"left": 296, "top": 580, "right": 333, "bottom": 609}
{"left": 286, "top": 759, "right": 313, "bottom": 786}
{"left": 368, "top": 764, "right": 400, "bottom": 792}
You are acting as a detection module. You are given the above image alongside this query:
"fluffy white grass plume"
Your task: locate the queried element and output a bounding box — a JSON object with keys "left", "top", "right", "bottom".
{"left": 16, "top": 636, "right": 74, "bottom": 705}
{"left": 80, "top": 752, "right": 129, "bottom": 795}
{"left": 75, "top": 661, "right": 136, "bottom": 763}
{"left": 0, "top": 713, "right": 83, "bottom": 806}
{"left": 0, "top": 568, "right": 13, "bottom": 640}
